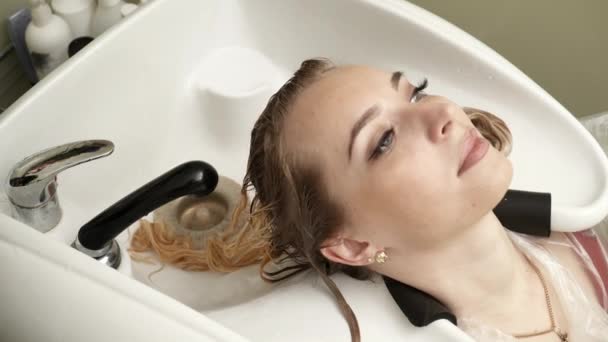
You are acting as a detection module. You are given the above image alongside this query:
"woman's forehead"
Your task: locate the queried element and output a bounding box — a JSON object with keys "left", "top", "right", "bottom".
{"left": 282, "top": 66, "right": 395, "bottom": 160}
{"left": 308, "top": 65, "right": 392, "bottom": 96}
{"left": 290, "top": 66, "right": 393, "bottom": 125}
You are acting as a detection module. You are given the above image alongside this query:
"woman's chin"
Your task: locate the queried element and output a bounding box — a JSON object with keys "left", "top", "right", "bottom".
{"left": 462, "top": 149, "right": 513, "bottom": 209}
{"left": 483, "top": 157, "right": 513, "bottom": 207}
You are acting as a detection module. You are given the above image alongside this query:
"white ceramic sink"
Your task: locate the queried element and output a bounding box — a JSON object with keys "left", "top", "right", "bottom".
{"left": 2, "top": 0, "right": 607, "bottom": 341}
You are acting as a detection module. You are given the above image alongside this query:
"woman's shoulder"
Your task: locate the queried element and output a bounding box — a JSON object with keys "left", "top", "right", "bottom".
{"left": 543, "top": 231, "right": 572, "bottom": 248}
{"left": 540, "top": 232, "right": 601, "bottom": 303}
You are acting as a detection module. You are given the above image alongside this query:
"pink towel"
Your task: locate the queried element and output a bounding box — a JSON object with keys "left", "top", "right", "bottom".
{"left": 571, "top": 230, "right": 608, "bottom": 310}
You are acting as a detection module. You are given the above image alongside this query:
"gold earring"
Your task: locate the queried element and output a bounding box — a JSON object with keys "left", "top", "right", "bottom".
{"left": 375, "top": 251, "right": 388, "bottom": 264}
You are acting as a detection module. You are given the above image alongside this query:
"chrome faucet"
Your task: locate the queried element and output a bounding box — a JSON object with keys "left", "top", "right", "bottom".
{"left": 6, "top": 140, "right": 114, "bottom": 232}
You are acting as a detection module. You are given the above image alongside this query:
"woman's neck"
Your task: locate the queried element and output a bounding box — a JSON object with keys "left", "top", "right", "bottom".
{"left": 379, "top": 213, "right": 536, "bottom": 321}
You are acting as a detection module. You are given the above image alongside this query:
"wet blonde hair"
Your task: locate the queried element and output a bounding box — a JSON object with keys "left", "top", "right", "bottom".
{"left": 136, "top": 58, "right": 513, "bottom": 342}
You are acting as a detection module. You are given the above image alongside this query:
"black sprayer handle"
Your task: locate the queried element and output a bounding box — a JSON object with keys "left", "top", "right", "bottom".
{"left": 77, "top": 160, "right": 219, "bottom": 250}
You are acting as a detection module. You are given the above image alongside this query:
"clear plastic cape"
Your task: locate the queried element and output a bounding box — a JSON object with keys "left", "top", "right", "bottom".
{"left": 459, "top": 225, "right": 608, "bottom": 341}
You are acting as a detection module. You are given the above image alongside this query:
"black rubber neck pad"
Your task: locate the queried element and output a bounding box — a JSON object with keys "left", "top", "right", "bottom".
{"left": 384, "top": 189, "right": 552, "bottom": 327}
{"left": 493, "top": 189, "right": 552, "bottom": 237}
{"left": 383, "top": 276, "right": 457, "bottom": 327}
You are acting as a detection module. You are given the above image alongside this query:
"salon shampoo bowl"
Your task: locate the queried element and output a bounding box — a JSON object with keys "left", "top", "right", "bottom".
{"left": 1, "top": 0, "right": 607, "bottom": 341}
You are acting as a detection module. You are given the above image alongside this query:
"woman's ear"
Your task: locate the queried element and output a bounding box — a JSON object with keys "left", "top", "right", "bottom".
{"left": 320, "top": 236, "right": 375, "bottom": 266}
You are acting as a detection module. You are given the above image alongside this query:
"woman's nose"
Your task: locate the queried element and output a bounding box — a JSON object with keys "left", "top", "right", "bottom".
{"left": 422, "top": 102, "right": 454, "bottom": 143}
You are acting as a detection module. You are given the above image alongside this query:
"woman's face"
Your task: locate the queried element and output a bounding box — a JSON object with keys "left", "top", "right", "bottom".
{"left": 283, "top": 65, "right": 512, "bottom": 252}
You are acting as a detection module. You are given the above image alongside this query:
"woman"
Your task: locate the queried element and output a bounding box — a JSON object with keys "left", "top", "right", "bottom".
{"left": 223, "top": 58, "right": 608, "bottom": 341}
{"left": 124, "top": 57, "right": 605, "bottom": 340}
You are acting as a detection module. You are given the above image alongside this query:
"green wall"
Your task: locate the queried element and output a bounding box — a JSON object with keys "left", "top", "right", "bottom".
{"left": 0, "top": 0, "right": 31, "bottom": 112}
{"left": 0, "top": 0, "right": 26, "bottom": 49}
{"left": 408, "top": 0, "right": 608, "bottom": 116}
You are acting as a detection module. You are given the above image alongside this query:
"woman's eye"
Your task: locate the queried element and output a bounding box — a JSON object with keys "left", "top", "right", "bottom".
{"left": 410, "top": 78, "right": 428, "bottom": 103}
{"left": 370, "top": 129, "right": 395, "bottom": 160}
{"left": 410, "top": 91, "right": 427, "bottom": 103}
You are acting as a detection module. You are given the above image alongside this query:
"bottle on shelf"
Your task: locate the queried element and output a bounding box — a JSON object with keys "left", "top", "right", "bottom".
{"left": 25, "top": 0, "right": 72, "bottom": 79}
{"left": 91, "top": 0, "right": 126, "bottom": 37}
{"left": 50, "top": 0, "right": 95, "bottom": 38}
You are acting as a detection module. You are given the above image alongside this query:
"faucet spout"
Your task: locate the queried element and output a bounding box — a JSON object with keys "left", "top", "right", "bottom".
{"left": 6, "top": 140, "right": 114, "bottom": 232}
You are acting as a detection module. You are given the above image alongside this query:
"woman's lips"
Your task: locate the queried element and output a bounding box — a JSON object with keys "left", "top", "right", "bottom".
{"left": 458, "top": 129, "right": 489, "bottom": 176}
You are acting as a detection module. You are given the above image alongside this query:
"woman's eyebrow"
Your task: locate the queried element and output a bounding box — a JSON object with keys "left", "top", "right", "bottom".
{"left": 348, "top": 104, "right": 380, "bottom": 161}
{"left": 391, "top": 71, "right": 403, "bottom": 90}
{"left": 347, "top": 73, "right": 401, "bottom": 162}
